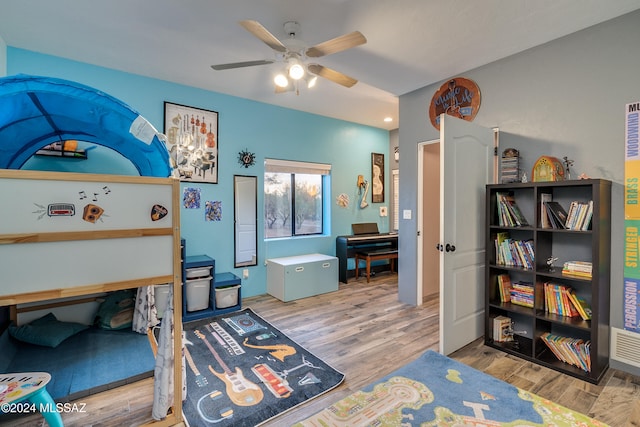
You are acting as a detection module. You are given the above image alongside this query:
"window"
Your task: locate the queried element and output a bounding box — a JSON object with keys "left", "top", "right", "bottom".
{"left": 264, "top": 159, "right": 330, "bottom": 239}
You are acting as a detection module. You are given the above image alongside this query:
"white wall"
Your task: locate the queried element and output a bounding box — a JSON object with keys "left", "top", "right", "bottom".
{"left": 399, "top": 10, "right": 640, "bottom": 373}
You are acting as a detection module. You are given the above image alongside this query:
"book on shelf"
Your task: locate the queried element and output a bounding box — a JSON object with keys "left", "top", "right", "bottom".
{"left": 565, "top": 201, "right": 593, "bottom": 230}
{"left": 543, "top": 282, "right": 591, "bottom": 320}
{"left": 540, "top": 332, "right": 591, "bottom": 372}
{"left": 496, "top": 274, "right": 511, "bottom": 302}
{"left": 509, "top": 281, "right": 534, "bottom": 308}
{"left": 494, "top": 234, "right": 535, "bottom": 269}
{"left": 492, "top": 315, "right": 514, "bottom": 342}
{"left": 581, "top": 200, "right": 594, "bottom": 231}
{"left": 566, "top": 291, "right": 592, "bottom": 320}
{"left": 496, "top": 192, "right": 529, "bottom": 227}
{"left": 544, "top": 201, "right": 568, "bottom": 229}
{"left": 544, "top": 282, "right": 577, "bottom": 317}
{"left": 540, "top": 193, "right": 553, "bottom": 228}
{"left": 562, "top": 260, "right": 592, "bottom": 279}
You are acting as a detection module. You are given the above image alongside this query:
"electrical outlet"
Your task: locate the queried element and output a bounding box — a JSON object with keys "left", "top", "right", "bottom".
{"left": 243, "top": 269, "right": 249, "bottom": 279}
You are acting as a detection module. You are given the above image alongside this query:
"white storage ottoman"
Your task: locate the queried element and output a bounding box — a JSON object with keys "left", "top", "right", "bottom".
{"left": 266, "top": 253, "right": 338, "bottom": 302}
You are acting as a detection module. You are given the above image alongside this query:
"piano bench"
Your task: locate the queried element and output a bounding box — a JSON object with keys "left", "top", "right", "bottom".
{"left": 355, "top": 249, "right": 398, "bottom": 283}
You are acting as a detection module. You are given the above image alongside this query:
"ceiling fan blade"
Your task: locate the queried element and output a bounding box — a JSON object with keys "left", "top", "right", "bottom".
{"left": 306, "top": 31, "right": 366, "bottom": 58}
{"left": 239, "top": 20, "right": 287, "bottom": 53}
{"left": 211, "top": 60, "right": 274, "bottom": 70}
{"left": 308, "top": 64, "right": 358, "bottom": 88}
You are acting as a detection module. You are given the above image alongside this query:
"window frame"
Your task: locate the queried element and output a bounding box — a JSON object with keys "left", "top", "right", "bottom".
{"left": 264, "top": 159, "right": 330, "bottom": 240}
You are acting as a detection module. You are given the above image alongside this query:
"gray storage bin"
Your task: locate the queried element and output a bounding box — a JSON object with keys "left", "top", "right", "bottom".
{"left": 185, "top": 266, "right": 213, "bottom": 279}
{"left": 185, "top": 277, "right": 211, "bottom": 312}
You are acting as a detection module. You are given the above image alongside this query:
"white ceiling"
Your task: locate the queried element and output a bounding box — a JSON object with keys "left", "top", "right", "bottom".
{"left": 2, "top": 0, "right": 640, "bottom": 130}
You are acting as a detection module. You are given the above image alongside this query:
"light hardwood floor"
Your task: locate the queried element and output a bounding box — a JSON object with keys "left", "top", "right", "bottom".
{"left": 3, "top": 273, "right": 640, "bottom": 426}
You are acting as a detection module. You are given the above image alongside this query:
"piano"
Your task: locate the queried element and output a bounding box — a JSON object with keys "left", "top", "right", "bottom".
{"left": 336, "top": 223, "right": 398, "bottom": 283}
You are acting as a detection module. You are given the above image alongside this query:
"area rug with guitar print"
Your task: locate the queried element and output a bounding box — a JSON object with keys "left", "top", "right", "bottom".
{"left": 181, "top": 308, "right": 344, "bottom": 427}
{"left": 295, "top": 350, "right": 608, "bottom": 427}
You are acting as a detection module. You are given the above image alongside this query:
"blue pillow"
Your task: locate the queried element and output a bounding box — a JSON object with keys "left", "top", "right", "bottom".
{"left": 8, "top": 312, "right": 89, "bottom": 348}
{"left": 94, "top": 290, "right": 135, "bottom": 330}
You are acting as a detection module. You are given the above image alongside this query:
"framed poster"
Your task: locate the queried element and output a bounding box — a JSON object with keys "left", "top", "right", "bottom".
{"left": 371, "top": 152, "right": 384, "bottom": 203}
{"left": 164, "top": 102, "right": 218, "bottom": 184}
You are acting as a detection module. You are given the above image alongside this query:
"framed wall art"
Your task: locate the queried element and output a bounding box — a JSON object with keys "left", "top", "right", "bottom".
{"left": 164, "top": 102, "right": 219, "bottom": 184}
{"left": 371, "top": 152, "right": 384, "bottom": 203}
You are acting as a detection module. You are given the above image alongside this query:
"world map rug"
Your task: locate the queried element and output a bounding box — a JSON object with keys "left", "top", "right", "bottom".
{"left": 181, "top": 308, "right": 344, "bottom": 427}
{"left": 294, "top": 350, "right": 608, "bottom": 426}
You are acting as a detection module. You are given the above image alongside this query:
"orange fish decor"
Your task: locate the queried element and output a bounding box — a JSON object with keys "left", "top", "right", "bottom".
{"left": 532, "top": 156, "right": 566, "bottom": 182}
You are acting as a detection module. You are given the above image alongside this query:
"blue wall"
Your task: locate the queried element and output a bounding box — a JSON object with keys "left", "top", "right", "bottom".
{"left": 7, "top": 47, "right": 390, "bottom": 297}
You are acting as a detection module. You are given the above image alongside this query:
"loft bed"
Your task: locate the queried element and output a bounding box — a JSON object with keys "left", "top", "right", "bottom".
{"left": 0, "top": 75, "right": 183, "bottom": 426}
{"left": 0, "top": 170, "right": 183, "bottom": 425}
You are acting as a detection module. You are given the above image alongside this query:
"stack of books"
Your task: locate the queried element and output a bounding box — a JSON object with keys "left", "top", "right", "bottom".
{"left": 500, "top": 149, "right": 520, "bottom": 183}
{"left": 562, "top": 261, "right": 592, "bottom": 279}
{"left": 543, "top": 282, "right": 592, "bottom": 320}
{"left": 494, "top": 232, "right": 535, "bottom": 269}
{"left": 510, "top": 282, "right": 534, "bottom": 308}
{"left": 496, "top": 192, "right": 529, "bottom": 227}
{"left": 540, "top": 332, "right": 591, "bottom": 372}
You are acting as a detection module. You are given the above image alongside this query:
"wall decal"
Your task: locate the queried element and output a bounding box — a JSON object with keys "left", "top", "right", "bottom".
{"left": 336, "top": 193, "right": 349, "bottom": 208}
{"left": 151, "top": 204, "right": 168, "bottom": 221}
{"left": 428, "top": 77, "right": 481, "bottom": 130}
{"left": 183, "top": 187, "right": 201, "bottom": 209}
{"left": 238, "top": 148, "right": 256, "bottom": 168}
{"left": 205, "top": 201, "right": 222, "bottom": 221}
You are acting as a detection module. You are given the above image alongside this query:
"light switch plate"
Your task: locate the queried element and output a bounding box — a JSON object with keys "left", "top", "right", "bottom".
{"left": 403, "top": 209, "right": 412, "bottom": 220}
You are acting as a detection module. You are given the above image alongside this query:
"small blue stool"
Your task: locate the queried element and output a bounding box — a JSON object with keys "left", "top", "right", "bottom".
{"left": 0, "top": 372, "right": 64, "bottom": 427}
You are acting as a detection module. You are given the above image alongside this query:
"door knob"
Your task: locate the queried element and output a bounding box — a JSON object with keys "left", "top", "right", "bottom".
{"left": 436, "top": 243, "right": 443, "bottom": 252}
{"left": 445, "top": 243, "right": 456, "bottom": 252}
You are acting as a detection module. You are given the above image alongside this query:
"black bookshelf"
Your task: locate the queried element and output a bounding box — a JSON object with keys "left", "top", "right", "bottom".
{"left": 485, "top": 179, "right": 611, "bottom": 383}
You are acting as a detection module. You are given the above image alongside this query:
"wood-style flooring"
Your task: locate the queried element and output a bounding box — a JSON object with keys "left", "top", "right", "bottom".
{"left": 3, "top": 273, "right": 640, "bottom": 426}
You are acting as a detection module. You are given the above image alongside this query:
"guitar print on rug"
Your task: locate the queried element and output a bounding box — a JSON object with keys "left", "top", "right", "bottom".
{"left": 194, "top": 329, "right": 263, "bottom": 407}
{"left": 183, "top": 336, "right": 208, "bottom": 388}
{"left": 180, "top": 308, "right": 344, "bottom": 427}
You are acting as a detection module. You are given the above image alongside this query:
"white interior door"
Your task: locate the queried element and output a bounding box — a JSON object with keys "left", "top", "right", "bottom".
{"left": 439, "top": 114, "right": 494, "bottom": 355}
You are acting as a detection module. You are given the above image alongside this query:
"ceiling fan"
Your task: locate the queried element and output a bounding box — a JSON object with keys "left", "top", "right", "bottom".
{"left": 211, "top": 20, "right": 366, "bottom": 93}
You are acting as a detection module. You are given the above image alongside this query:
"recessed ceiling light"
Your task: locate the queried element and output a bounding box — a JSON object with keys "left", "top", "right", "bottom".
{"left": 384, "top": 117, "right": 393, "bottom": 122}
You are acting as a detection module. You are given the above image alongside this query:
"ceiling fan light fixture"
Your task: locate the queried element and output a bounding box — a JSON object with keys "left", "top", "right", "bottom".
{"left": 288, "top": 62, "right": 305, "bottom": 80}
{"left": 307, "top": 76, "right": 318, "bottom": 88}
{"left": 274, "top": 73, "right": 289, "bottom": 88}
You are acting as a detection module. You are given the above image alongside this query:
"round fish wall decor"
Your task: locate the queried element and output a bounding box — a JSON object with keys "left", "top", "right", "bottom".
{"left": 428, "top": 77, "right": 481, "bottom": 130}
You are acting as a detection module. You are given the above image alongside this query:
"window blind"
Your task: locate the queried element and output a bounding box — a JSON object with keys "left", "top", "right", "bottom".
{"left": 264, "top": 158, "right": 331, "bottom": 175}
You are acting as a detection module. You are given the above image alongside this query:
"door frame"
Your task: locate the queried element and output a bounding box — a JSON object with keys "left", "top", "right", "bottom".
{"left": 416, "top": 138, "right": 440, "bottom": 307}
